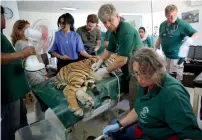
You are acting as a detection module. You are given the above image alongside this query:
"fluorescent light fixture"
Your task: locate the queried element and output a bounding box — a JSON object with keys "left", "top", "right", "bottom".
{"left": 60, "top": 7, "right": 78, "bottom": 11}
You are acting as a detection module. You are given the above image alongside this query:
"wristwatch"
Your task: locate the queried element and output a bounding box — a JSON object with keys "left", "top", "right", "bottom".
{"left": 117, "top": 121, "right": 124, "bottom": 131}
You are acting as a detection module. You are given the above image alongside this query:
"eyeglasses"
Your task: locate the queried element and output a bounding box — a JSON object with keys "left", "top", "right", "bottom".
{"left": 132, "top": 71, "right": 143, "bottom": 78}
{"left": 59, "top": 22, "right": 66, "bottom": 25}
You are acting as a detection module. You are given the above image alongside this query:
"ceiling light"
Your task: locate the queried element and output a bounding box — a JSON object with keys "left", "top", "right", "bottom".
{"left": 60, "top": 7, "right": 78, "bottom": 11}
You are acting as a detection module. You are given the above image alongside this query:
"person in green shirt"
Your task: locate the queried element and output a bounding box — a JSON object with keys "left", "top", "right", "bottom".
{"left": 91, "top": 4, "right": 143, "bottom": 109}
{"left": 1, "top": 6, "right": 36, "bottom": 140}
{"left": 103, "top": 47, "right": 202, "bottom": 140}
{"left": 150, "top": 25, "right": 159, "bottom": 46}
{"left": 104, "top": 30, "right": 112, "bottom": 48}
{"left": 154, "top": 4, "right": 200, "bottom": 81}
{"left": 104, "top": 17, "right": 125, "bottom": 48}
{"left": 139, "top": 27, "right": 152, "bottom": 48}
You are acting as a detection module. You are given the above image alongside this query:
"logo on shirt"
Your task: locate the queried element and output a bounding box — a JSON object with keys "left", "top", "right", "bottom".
{"left": 140, "top": 107, "right": 149, "bottom": 119}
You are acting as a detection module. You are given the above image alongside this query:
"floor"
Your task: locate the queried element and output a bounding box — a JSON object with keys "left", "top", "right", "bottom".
{"left": 16, "top": 87, "right": 202, "bottom": 140}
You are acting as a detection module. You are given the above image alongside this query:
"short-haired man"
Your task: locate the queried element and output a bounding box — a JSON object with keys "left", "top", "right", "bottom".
{"left": 91, "top": 4, "right": 143, "bottom": 109}
{"left": 154, "top": 4, "right": 200, "bottom": 81}
{"left": 77, "top": 14, "right": 101, "bottom": 55}
{"left": 1, "top": 5, "right": 36, "bottom": 140}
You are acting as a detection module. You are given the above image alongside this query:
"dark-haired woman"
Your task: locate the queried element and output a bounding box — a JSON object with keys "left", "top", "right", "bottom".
{"left": 139, "top": 27, "right": 152, "bottom": 48}
{"left": 49, "top": 13, "right": 92, "bottom": 71}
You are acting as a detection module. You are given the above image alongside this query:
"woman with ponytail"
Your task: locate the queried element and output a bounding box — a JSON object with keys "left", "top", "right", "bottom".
{"left": 49, "top": 13, "right": 92, "bottom": 71}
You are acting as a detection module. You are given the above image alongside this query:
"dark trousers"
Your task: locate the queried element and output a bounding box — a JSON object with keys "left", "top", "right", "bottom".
{"left": 57, "top": 59, "right": 78, "bottom": 73}
{"left": 1, "top": 99, "right": 28, "bottom": 140}
{"left": 110, "top": 119, "right": 137, "bottom": 140}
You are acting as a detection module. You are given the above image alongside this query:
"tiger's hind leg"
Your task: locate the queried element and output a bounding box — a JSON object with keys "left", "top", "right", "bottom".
{"left": 63, "top": 85, "right": 83, "bottom": 117}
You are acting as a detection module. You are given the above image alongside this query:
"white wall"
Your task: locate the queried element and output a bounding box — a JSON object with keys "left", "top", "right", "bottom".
{"left": 121, "top": 15, "right": 142, "bottom": 30}
{"left": 18, "top": 11, "right": 109, "bottom": 32}
{"left": 179, "top": 6, "right": 202, "bottom": 45}
{"left": 151, "top": 1, "right": 202, "bottom": 45}
{"left": 1, "top": 0, "right": 20, "bottom": 41}
{"left": 19, "top": 11, "right": 89, "bottom": 30}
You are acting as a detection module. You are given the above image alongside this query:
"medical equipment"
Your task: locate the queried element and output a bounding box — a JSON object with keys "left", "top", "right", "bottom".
{"left": 166, "top": 23, "right": 178, "bottom": 35}
{"left": 24, "top": 19, "right": 55, "bottom": 71}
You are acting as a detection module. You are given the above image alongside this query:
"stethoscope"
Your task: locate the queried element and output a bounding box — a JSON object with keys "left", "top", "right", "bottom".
{"left": 163, "top": 23, "right": 179, "bottom": 36}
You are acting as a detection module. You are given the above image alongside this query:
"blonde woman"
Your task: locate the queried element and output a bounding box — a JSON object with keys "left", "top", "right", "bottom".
{"left": 11, "top": 20, "right": 45, "bottom": 121}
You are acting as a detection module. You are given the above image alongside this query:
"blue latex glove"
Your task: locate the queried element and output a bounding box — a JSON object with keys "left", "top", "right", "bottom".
{"left": 103, "top": 123, "right": 120, "bottom": 137}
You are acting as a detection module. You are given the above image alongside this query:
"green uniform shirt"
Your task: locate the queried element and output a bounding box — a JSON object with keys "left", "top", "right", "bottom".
{"left": 1, "top": 32, "right": 30, "bottom": 104}
{"left": 135, "top": 73, "right": 202, "bottom": 139}
{"left": 104, "top": 30, "right": 112, "bottom": 42}
{"left": 107, "top": 21, "right": 143, "bottom": 79}
{"left": 96, "top": 32, "right": 106, "bottom": 55}
{"left": 159, "top": 18, "right": 197, "bottom": 59}
{"left": 150, "top": 34, "right": 158, "bottom": 46}
{"left": 142, "top": 36, "right": 152, "bottom": 48}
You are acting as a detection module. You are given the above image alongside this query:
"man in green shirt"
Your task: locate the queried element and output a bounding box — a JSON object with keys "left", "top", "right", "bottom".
{"left": 91, "top": 4, "right": 143, "bottom": 109}
{"left": 103, "top": 17, "right": 124, "bottom": 48}
{"left": 1, "top": 6, "right": 36, "bottom": 140}
{"left": 154, "top": 4, "right": 200, "bottom": 81}
{"left": 104, "top": 30, "right": 112, "bottom": 48}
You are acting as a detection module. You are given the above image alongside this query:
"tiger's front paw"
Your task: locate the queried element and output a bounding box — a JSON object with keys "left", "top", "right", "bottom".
{"left": 76, "top": 87, "right": 94, "bottom": 108}
{"left": 68, "top": 106, "right": 84, "bottom": 117}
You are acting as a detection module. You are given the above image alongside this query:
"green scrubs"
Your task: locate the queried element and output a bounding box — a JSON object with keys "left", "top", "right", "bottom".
{"left": 96, "top": 32, "right": 106, "bottom": 55}
{"left": 104, "top": 30, "right": 112, "bottom": 42}
{"left": 135, "top": 73, "right": 202, "bottom": 139}
{"left": 159, "top": 18, "right": 197, "bottom": 59}
{"left": 142, "top": 36, "right": 152, "bottom": 48}
{"left": 150, "top": 34, "right": 158, "bottom": 46}
{"left": 1, "top": 32, "right": 30, "bottom": 104}
{"left": 107, "top": 21, "right": 143, "bottom": 79}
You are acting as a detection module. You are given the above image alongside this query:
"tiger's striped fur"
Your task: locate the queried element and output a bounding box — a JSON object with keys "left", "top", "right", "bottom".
{"left": 54, "top": 57, "right": 98, "bottom": 116}
{"left": 54, "top": 55, "right": 122, "bottom": 116}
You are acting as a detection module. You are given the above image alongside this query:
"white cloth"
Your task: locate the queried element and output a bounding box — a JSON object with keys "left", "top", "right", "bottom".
{"left": 166, "top": 58, "right": 184, "bottom": 81}
{"left": 91, "top": 59, "right": 103, "bottom": 71}
{"left": 92, "top": 67, "right": 109, "bottom": 81}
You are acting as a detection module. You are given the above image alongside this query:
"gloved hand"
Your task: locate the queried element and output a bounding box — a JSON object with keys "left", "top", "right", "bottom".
{"left": 103, "top": 123, "right": 120, "bottom": 137}
{"left": 183, "top": 36, "right": 193, "bottom": 45}
{"left": 178, "top": 36, "right": 193, "bottom": 58}
{"left": 91, "top": 59, "right": 103, "bottom": 71}
{"left": 91, "top": 67, "right": 109, "bottom": 81}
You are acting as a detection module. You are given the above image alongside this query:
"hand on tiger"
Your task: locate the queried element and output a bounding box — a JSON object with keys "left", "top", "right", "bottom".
{"left": 91, "top": 59, "right": 103, "bottom": 71}
{"left": 60, "top": 55, "right": 70, "bottom": 60}
{"left": 91, "top": 67, "right": 109, "bottom": 81}
{"left": 94, "top": 46, "right": 99, "bottom": 52}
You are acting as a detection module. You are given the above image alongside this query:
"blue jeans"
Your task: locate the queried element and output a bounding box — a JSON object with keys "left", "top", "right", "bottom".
{"left": 110, "top": 119, "right": 137, "bottom": 140}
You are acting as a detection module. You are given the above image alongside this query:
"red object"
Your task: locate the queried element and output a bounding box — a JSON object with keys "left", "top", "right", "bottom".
{"left": 134, "top": 124, "right": 144, "bottom": 139}
{"left": 45, "top": 72, "right": 49, "bottom": 78}
{"left": 168, "top": 135, "right": 179, "bottom": 140}
{"left": 134, "top": 124, "right": 179, "bottom": 140}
